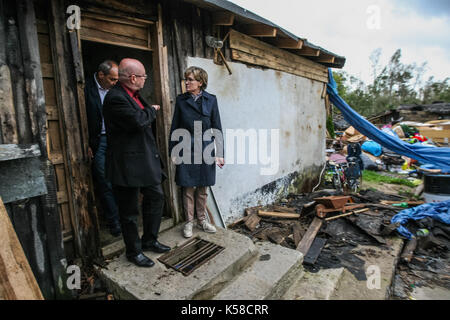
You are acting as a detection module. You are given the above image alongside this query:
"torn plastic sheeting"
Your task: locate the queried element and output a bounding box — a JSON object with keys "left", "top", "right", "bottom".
{"left": 326, "top": 69, "right": 450, "bottom": 173}
{"left": 391, "top": 200, "right": 450, "bottom": 240}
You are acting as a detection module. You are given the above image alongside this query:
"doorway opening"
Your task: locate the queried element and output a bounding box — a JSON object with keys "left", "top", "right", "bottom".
{"left": 81, "top": 40, "right": 173, "bottom": 248}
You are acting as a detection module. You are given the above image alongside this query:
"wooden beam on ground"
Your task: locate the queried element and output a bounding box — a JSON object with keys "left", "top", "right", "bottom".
{"left": 324, "top": 208, "right": 370, "bottom": 221}
{"left": 212, "top": 11, "right": 235, "bottom": 26}
{"left": 244, "top": 212, "right": 261, "bottom": 231}
{"left": 296, "top": 217, "right": 323, "bottom": 256}
{"left": 241, "top": 24, "right": 277, "bottom": 37}
{"left": 270, "top": 37, "right": 303, "bottom": 49}
{"left": 295, "top": 46, "right": 320, "bottom": 57}
{"left": 258, "top": 210, "right": 300, "bottom": 219}
{"left": 0, "top": 197, "right": 44, "bottom": 300}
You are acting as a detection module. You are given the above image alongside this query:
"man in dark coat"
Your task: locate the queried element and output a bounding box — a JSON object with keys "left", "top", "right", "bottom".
{"left": 84, "top": 60, "right": 121, "bottom": 236}
{"left": 103, "top": 58, "right": 170, "bottom": 268}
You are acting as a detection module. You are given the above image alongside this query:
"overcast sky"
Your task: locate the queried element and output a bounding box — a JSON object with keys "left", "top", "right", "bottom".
{"left": 228, "top": 0, "right": 450, "bottom": 86}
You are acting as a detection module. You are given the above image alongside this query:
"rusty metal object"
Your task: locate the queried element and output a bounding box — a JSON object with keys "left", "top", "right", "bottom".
{"left": 157, "top": 237, "right": 224, "bottom": 276}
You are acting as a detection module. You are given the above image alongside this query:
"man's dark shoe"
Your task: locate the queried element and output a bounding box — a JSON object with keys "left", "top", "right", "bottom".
{"left": 109, "top": 224, "right": 121, "bottom": 237}
{"left": 127, "top": 253, "right": 155, "bottom": 267}
{"left": 142, "top": 240, "right": 171, "bottom": 253}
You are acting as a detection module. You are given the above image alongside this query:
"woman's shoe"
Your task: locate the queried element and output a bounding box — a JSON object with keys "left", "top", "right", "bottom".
{"left": 183, "top": 221, "right": 193, "bottom": 238}
{"left": 199, "top": 220, "right": 216, "bottom": 233}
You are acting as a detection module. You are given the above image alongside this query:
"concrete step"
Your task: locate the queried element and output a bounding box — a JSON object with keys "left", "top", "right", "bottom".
{"left": 330, "top": 237, "right": 404, "bottom": 300}
{"left": 282, "top": 236, "right": 404, "bottom": 300}
{"left": 98, "top": 223, "right": 259, "bottom": 300}
{"left": 282, "top": 267, "right": 345, "bottom": 300}
{"left": 213, "top": 241, "right": 304, "bottom": 300}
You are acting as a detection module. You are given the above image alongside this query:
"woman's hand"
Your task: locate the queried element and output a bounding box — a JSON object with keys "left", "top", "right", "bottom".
{"left": 216, "top": 157, "right": 225, "bottom": 168}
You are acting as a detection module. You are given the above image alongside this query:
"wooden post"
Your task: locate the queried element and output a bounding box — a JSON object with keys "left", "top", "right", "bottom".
{"left": 0, "top": 197, "right": 44, "bottom": 300}
{"left": 48, "top": 0, "right": 101, "bottom": 262}
{"left": 15, "top": 0, "right": 73, "bottom": 299}
{"left": 151, "top": 3, "right": 182, "bottom": 224}
{"left": 0, "top": 1, "right": 19, "bottom": 145}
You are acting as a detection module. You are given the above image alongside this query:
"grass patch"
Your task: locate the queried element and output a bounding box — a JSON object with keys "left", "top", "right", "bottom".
{"left": 362, "top": 170, "right": 417, "bottom": 188}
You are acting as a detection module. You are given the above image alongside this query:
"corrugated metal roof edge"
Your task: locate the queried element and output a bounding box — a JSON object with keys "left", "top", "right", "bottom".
{"left": 195, "top": 0, "right": 346, "bottom": 68}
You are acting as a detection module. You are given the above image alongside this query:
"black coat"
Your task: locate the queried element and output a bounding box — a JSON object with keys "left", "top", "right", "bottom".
{"left": 169, "top": 91, "right": 223, "bottom": 187}
{"left": 84, "top": 75, "right": 103, "bottom": 153}
{"left": 103, "top": 83, "right": 166, "bottom": 187}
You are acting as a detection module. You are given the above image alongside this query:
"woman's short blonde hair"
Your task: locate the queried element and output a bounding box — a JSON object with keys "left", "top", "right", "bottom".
{"left": 184, "top": 66, "right": 208, "bottom": 90}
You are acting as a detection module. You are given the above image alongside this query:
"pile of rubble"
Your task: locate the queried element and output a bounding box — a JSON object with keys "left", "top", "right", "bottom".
{"left": 230, "top": 188, "right": 450, "bottom": 299}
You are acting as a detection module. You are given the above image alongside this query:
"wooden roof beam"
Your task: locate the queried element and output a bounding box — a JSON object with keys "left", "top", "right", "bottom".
{"left": 295, "top": 46, "right": 320, "bottom": 56}
{"left": 313, "top": 52, "right": 336, "bottom": 64}
{"left": 271, "top": 37, "right": 303, "bottom": 49}
{"left": 212, "top": 11, "right": 235, "bottom": 26}
{"left": 241, "top": 24, "right": 277, "bottom": 37}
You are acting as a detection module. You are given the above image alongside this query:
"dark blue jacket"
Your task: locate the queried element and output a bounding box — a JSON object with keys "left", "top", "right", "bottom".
{"left": 169, "top": 91, "right": 223, "bottom": 187}
{"left": 85, "top": 75, "right": 103, "bottom": 153}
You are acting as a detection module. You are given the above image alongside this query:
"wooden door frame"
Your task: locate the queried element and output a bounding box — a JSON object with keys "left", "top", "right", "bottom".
{"left": 73, "top": 5, "right": 182, "bottom": 235}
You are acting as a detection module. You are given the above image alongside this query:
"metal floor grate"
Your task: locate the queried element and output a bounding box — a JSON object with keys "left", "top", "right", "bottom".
{"left": 157, "top": 237, "right": 225, "bottom": 276}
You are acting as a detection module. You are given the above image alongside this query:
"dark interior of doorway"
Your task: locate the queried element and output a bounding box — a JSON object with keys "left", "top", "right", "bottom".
{"left": 81, "top": 40, "right": 170, "bottom": 247}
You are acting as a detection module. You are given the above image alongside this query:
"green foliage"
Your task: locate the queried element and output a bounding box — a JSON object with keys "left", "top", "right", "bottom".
{"left": 334, "top": 49, "right": 447, "bottom": 117}
{"left": 362, "top": 170, "right": 417, "bottom": 188}
{"left": 326, "top": 115, "right": 335, "bottom": 138}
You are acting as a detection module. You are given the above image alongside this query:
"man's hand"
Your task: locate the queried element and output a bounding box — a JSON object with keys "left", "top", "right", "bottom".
{"left": 88, "top": 147, "right": 94, "bottom": 159}
{"left": 216, "top": 157, "right": 225, "bottom": 168}
{"left": 152, "top": 104, "right": 160, "bottom": 111}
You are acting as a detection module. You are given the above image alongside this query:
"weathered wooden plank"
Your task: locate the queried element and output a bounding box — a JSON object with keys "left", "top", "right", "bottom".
{"left": 0, "top": 143, "right": 40, "bottom": 161}
{"left": 244, "top": 212, "right": 261, "bottom": 231}
{"left": 312, "top": 52, "right": 335, "bottom": 64}
{"left": 191, "top": 5, "right": 204, "bottom": 58}
{"left": 40, "top": 63, "right": 54, "bottom": 78}
{"left": 81, "top": 15, "right": 149, "bottom": 41}
{"left": 0, "top": 3, "right": 18, "bottom": 145}
{"left": 303, "top": 237, "right": 327, "bottom": 265}
{"left": 229, "top": 30, "right": 328, "bottom": 80}
{"left": 292, "top": 222, "right": 304, "bottom": 247}
{"left": 296, "top": 217, "right": 323, "bottom": 255}
{"left": 152, "top": 3, "right": 181, "bottom": 223}
{"left": 258, "top": 210, "right": 301, "bottom": 219}
{"left": 6, "top": 16, "right": 32, "bottom": 143}
{"left": 35, "top": 19, "right": 49, "bottom": 34}
{"left": 0, "top": 157, "right": 47, "bottom": 203}
{"left": 269, "top": 37, "right": 303, "bottom": 49}
{"left": 50, "top": 0, "right": 100, "bottom": 260}
{"left": 80, "top": 26, "right": 151, "bottom": 50}
{"left": 0, "top": 197, "right": 44, "bottom": 300}
{"left": 230, "top": 29, "right": 327, "bottom": 76}
{"left": 231, "top": 49, "right": 328, "bottom": 83}
{"left": 0, "top": 65, "right": 19, "bottom": 144}
{"left": 296, "top": 46, "right": 320, "bottom": 57}
{"left": 241, "top": 24, "right": 277, "bottom": 37}
{"left": 212, "top": 11, "right": 234, "bottom": 26}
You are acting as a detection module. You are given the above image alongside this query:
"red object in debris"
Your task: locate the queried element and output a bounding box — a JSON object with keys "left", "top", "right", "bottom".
{"left": 413, "top": 133, "right": 428, "bottom": 142}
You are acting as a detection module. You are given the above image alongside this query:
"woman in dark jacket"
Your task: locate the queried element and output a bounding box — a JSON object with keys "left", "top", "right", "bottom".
{"left": 169, "top": 66, "right": 224, "bottom": 238}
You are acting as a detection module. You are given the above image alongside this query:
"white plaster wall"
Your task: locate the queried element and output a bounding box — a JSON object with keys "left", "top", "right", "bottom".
{"left": 186, "top": 57, "right": 326, "bottom": 223}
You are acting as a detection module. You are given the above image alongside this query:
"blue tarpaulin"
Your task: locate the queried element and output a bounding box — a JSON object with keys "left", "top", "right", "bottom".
{"left": 327, "top": 69, "right": 450, "bottom": 173}
{"left": 391, "top": 200, "right": 450, "bottom": 239}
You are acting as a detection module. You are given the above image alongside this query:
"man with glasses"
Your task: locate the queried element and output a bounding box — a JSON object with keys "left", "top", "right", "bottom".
{"left": 85, "top": 60, "right": 121, "bottom": 237}
{"left": 103, "top": 58, "right": 170, "bottom": 268}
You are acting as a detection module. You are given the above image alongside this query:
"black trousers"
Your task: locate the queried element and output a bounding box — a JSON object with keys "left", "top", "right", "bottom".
{"left": 112, "top": 184, "right": 165, "bottom": 258}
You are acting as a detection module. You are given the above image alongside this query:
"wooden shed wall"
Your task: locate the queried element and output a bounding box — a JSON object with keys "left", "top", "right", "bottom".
{"left": 0, "top": 0, "right": 73, "bottom": 299}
